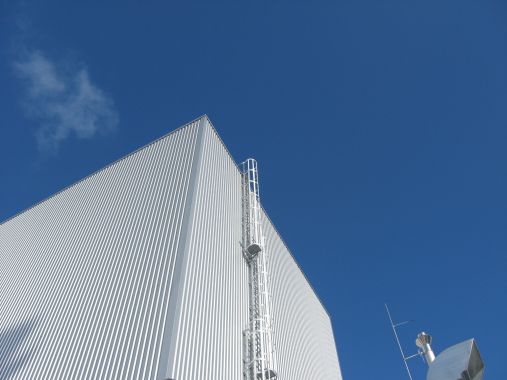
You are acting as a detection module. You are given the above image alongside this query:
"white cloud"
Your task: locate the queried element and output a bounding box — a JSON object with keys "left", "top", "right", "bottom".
{"left": 14, "top": 50, "right": 118, "bottom": 153}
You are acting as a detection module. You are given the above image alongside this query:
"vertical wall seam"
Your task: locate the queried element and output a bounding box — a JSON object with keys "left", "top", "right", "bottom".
{"left": 158, "top": 117, "right": 207, "bottom": 380}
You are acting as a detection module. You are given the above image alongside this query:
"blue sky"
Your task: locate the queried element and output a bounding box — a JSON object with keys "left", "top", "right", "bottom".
{"left": 1, "top": 1, "right": 506, "bottom": 378}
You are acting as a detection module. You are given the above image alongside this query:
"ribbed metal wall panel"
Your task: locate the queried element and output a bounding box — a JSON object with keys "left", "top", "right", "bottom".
{"left": 166, "top": 120, "right": 248, "bottom": 380}
{"left": 263, "top": 211, "right": 343, "bottom": 380}
{"left": 0, "top": 119, "right": 202, "bottom": 379}
{"left": 0, "top": 116, "right": 343, "bottom": 380}
{"left": 164, "top": 118, "right": 343, "bottom": 380}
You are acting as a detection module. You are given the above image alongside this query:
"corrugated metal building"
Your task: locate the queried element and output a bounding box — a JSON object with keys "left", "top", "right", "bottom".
{"left": 0, "top": 116, "right": 343, "bottom": 380}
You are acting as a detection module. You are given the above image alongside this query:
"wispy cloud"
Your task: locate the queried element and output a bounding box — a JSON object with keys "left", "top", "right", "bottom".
{"left": 14, "top": 50, "right": 118, "bottom": 153}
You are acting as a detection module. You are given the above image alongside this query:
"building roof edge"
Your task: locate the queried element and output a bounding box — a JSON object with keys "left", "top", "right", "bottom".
{"left": 203, "top": 117, "right": 334, "bottom": 321}
{"left": 0, "top": 115, "right": 207, "bottom": 226}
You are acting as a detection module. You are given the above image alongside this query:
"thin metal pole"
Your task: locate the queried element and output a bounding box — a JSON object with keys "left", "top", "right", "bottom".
{"left": 385, "top": 304, "right": 414, "bottom": 380}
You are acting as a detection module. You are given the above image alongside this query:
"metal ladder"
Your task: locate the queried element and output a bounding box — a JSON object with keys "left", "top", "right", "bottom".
{"left": 241, "top": 159, "right": 277, "bottom": 380}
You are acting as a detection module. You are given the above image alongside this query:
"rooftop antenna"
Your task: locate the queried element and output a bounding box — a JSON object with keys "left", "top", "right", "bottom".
{"left": 385, "top": 304, "right": 423, "bottom": 380}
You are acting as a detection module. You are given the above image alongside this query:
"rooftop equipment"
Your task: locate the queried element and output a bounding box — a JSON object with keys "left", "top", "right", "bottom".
{"left": 385, "top": 304, "right": 485, "bottom": 380}
{"left": 423, "top": 336, "right": 484, "bottom": 380}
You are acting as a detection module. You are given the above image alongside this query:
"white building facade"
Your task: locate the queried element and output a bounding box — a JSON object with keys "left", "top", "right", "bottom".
{"left": 0, "top": 116, "right": 343, "bottom": 380}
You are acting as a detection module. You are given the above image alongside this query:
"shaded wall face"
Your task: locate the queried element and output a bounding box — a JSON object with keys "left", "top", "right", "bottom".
{"left": 0, "top": 120, "right": 201, "bottom": 379}
{"left": 263, "top": 210, "right": 343, "bottom": 380}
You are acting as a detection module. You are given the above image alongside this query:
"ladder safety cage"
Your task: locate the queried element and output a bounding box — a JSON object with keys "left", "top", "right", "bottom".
{"left": 241, "top": 158, "right": 278, "bottom": 380}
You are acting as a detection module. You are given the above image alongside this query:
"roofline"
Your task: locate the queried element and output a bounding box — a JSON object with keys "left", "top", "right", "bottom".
{"left": 0, "top": 114, "right": 208, "bottom": 226}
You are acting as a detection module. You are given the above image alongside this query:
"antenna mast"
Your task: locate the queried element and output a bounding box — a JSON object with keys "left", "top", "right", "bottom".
{"left": 385, "top": 304, "right": 422, "bottom": 380}
{"left": 242, "top": 159, "right": 278, "bottom": 380}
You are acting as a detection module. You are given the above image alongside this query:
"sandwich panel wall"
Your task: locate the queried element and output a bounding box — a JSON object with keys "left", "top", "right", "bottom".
{"left": 263, "top": 211, "right": 343, "bottom": 380}
{"left": 0, "top": 120, "right": 201, "bottom": 379}
{"left": 0, "top": 116, "right": 343, "bottom": 380}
